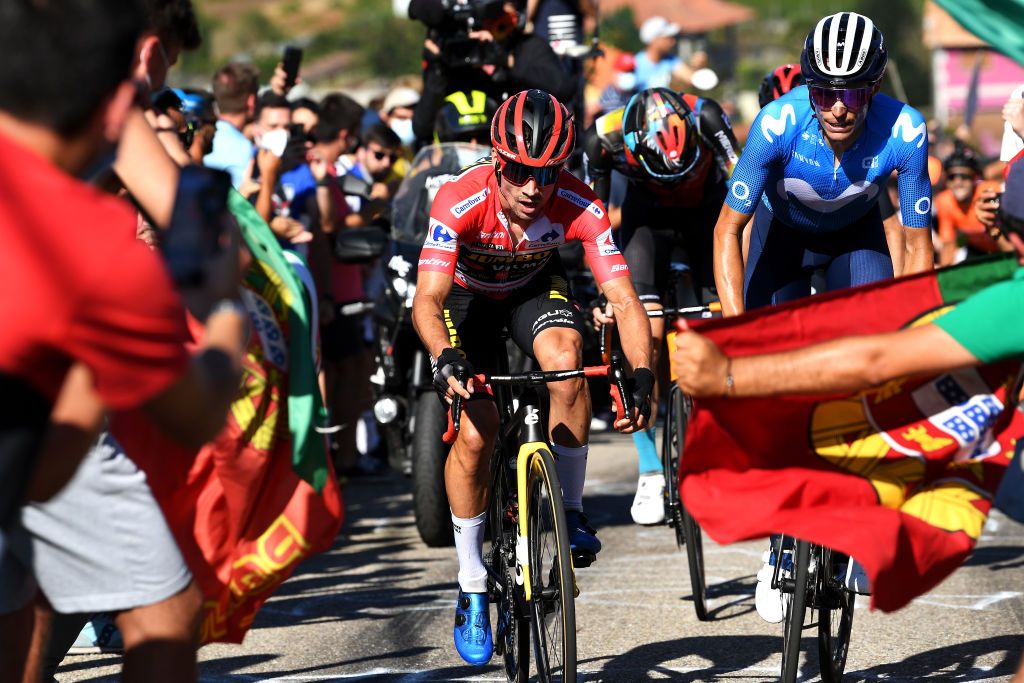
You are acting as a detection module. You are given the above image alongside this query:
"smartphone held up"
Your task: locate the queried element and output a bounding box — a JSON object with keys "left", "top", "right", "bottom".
{"left": 161, "top": 166, "right": 234, "bottom": 287}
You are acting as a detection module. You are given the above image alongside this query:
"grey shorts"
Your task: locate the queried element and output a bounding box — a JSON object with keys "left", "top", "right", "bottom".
{"left": 0, "top": 432, "right": 191, "bottom": 614}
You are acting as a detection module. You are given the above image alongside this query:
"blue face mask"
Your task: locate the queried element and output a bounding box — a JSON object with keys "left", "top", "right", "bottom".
{"left": 390, "top": 118, "right": 416, "bottom": 147}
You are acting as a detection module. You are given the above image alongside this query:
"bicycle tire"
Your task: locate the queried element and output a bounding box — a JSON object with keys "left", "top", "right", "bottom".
{"left": 411, "top": 393, "right": 453, "bottom": 547}
{"left": 662, "top": 386, "right": 685, "bottom": 549}
{"left": 817, "top": 548, "right": 855, "bottom": 682}
{"left": 681, "top": 505, "right": 708, "bottom": 621}
{"left": 781, "top": 539, "right": 811, "bottom": 683}
{"left": 525, "top": 447, "right": 577, "bottom": 683}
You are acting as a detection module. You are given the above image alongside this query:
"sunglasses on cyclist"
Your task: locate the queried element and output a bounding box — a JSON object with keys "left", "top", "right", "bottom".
{"left": 809, "top": 86, "right": 874, "bottom": 112}
{"left": 498, "top": 158, "right": 563, "bottom": 187}
{"left": 371, "top": 148, "right": 399, "bottom": 163}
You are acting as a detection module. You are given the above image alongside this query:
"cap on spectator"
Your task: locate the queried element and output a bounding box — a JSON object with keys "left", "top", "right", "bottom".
{"left": 1002, "top": 160, "right": 1024, "bottom": 222}
{"left": 613, "top": 52, "right": 636, "bottom": 73}
{"left": 382, "top": 87, "right": 420, "bottom": 114}
{"left": 640, "top": 16, "right": 680, "bottom": 45}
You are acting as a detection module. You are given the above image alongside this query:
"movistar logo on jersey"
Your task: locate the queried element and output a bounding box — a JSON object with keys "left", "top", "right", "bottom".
{"left": 761, "top": 103, "right": 796, "bottom": 143}
{"left": 425, "top": 219, "right": 458, "bottom": 252}
{"left": 892, "top": 112, "right": 927, "bottom": 149}
{"left": 450, "top": 188, "right": 489, "bottom": 217}
{"left": 777, "top": 178, "right": 878, "bottom": 212}
{"left": 557, "top": 188, "right": 604, "bottom": 219}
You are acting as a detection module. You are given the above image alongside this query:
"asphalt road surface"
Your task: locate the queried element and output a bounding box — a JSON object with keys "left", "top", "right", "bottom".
{"left": 59, "top": 432, "right": 1024, "bottom": 682}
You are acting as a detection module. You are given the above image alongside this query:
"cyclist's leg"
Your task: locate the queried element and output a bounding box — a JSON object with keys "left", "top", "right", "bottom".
{"left": 508, "top": 268, "right": 601, "bottom": 557}
{"left": 821, "top": 207, "right": 894, "bottom": 292}
{"left": 743, "top": 202, "right": 814, "bottom": 310}
{"left": 620, "top": 199, "right": 668, "bottom": 519}
{"left": 439, "top": 286, "right": 501, "bottom": 665}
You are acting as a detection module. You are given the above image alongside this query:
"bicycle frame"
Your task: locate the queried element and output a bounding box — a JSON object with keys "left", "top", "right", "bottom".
{"left": 445, "top": 354, "right": 635, "bottom": 601}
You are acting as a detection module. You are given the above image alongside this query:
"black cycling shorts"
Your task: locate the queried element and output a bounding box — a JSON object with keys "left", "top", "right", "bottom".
{"left": 619, "top": 188, "right": 723, "bottom": 307}
{"left": 442, "top": 263, "right": 586, "bottom": 376}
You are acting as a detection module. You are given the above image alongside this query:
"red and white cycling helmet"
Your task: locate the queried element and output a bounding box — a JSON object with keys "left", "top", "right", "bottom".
{"left": 491, "top": 89, "right": 575, "bottom": 185}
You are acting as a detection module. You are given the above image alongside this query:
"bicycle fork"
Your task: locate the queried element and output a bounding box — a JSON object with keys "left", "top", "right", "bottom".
{"left": 514, "top": 440, "right": 545, "bottom": 601}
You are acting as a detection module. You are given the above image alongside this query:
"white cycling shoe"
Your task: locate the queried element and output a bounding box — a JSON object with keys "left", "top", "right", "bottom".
{"left": 755, "top": 549, "right": 790, "bottom": 624}
{"left": 630, "top": 473, "right": 666, "bottom": 525}
{"left": 843, "top": 558, "right": 871, "bottom": 595}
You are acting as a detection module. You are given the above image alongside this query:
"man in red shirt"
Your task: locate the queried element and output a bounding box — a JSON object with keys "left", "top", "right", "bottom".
{"left": 414, "top": 90, "right": 653, "bottom": 665}
{"left": 0, "top": 2, "right": 247, "bottom": 681}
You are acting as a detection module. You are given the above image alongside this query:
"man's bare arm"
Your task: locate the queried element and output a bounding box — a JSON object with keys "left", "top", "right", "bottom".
{"left": 600, "top": 275, "right": 651, "bottom": 372}
{"left": 113, "top": 108, "right": 180, "bottom": 228}
{"left": 902, "top": 226, "right": 934, "bottom": 275}
{"left": 673, "top": 323, "right": 978, "bottom": 398}
{"left": 713, "top": 204, "right": 752, "bottom": 317}
{"left": 412, "top": 270, "right": 457, "bottom": 360}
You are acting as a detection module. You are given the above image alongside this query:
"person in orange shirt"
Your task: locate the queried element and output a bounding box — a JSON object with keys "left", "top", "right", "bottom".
{"left": 934, "top": 145, "right": 1011, "bottom": 266}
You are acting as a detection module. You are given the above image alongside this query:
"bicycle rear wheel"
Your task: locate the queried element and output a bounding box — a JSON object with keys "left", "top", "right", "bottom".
{"left": 525, "top": 447, "right": 577, "bottom": 683}
{"left": 817, "top": 548, "right": 855, "bottom": 682}
{"left": 781, "top": 539, "right": 810, "bottom": 683}
{"left": 662, "top": 385, "right": 686, "bottom": 549}
{"left": 681, "top": 505, "right": 708, "bottom": 621}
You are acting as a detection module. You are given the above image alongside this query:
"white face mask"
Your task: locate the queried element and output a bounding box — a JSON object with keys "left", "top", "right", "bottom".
{"left": 616, "top": 72, "right": 636, "bottom": 92}
{"left": 390, "top": 118, "right": 416, "bottom": 146}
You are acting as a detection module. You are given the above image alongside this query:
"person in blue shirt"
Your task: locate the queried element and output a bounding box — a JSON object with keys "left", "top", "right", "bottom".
{"left": 713, "top": 12, "right": 933, "bottom": 317}
{"left": 204, "top": 62, "right": 259, "bottom": 187}
{"left": 633, "top": 16, "right": 687, "bottom": 91}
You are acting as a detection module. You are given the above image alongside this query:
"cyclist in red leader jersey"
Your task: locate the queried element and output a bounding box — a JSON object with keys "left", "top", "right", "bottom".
{"left": 413, "top": 89, "right": 654, "bottom": 666}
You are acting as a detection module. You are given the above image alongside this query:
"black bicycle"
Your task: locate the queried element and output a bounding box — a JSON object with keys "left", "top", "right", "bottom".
{"left": 774, "top": 535, "right": 856, "bottom": 682}
{"left": 445, "top": 351, "right": 634, "bottom": 683}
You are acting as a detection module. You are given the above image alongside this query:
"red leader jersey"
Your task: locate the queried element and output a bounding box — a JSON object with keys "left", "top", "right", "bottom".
{"left": 0, "top": 132, "right": 190, "bottom": 409}
{"left": 417, "top": 162, "right": 628, "bottom": 298}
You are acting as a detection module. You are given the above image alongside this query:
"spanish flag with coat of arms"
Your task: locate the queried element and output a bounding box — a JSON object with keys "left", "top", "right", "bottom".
{"left": 679, "top": 255, "right": 1024, "bottom": 612}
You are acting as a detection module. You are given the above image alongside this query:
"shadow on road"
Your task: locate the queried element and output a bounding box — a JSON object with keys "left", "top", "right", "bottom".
{"left": 844, "top": 634, "right": 1023, "bottom": 682}
{"left": 962, "top": 544, "right": 1024, "bottom": 571}
{"left": 581, "top": 634, "right": 779, "bottom": 681}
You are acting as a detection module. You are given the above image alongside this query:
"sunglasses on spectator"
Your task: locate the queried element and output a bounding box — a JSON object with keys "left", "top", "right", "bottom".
{"left": 947, "top": 172, "right": 976, "bottom": 182}
{"left": 498, "top": 158, "right": 562, "bottom": 187}
{"left": 809, "top": 86, "right": 874, "bottom": 112}
{"left": 371, "top": 149, "right": 399, "bottom": 163}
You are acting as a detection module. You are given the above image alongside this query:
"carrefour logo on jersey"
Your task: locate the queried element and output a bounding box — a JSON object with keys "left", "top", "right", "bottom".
{"left": 557, "top": 188, "right": 605, "bottom": 219}
{"left": 450, "top": 188, "right": 489, "bottom": 217}
{"left": 425, "top": 220, "right": 458, "bottom": 252}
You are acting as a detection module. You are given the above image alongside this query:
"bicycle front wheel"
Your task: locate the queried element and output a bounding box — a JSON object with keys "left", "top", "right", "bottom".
{"left": 781, "top": 539, "right": 810, "bottom": 683}
{"left": 662, "top": 385, "right": 686, "bottom": 549}
{"left": 817, "top": 548, "right": 855, "bottom": 682}
{"left": 681, "top": 505, "right": 708, "bottom": 621}
{"left": 525, "top": 447, "right": 577, "bottom": 683}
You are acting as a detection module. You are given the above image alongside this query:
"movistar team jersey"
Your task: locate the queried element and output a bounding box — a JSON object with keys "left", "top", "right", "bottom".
{"left": 726, "top": 86, "right": 931, "bottom": 232}
{"left": 935, "top": 267, "right": 1024, "bottom": 363}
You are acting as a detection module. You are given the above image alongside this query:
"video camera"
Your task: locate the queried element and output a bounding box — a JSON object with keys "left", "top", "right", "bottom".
{"left": 432, "top": 0, "right": 509, "bottom": 68}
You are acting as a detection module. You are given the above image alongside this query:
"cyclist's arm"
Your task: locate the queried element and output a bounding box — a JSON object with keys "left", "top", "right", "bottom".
{"left": 601, "top": 275, "right": 652, "bottom": 373}
{"left": 715, "top": 104, "right": 779, "bottom": 314}
{"left": 893, "top": 107, "right": 934, "bottom": 274}
{"left": 713, "top": 204, "right": 752, "bottom": 316}
{"left": 411, "top": 269, "right": 457, "bottom": 361}
{"left": 696, "top": 98, "right": 740, "bottom": 177}
{"left": 673, "top": 323, "right": 978, "bottom": 398}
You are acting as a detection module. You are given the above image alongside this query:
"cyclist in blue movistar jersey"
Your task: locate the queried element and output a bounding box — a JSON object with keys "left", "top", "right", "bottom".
{"left": 714, "top": 12, "right": 934, "bottom": 317}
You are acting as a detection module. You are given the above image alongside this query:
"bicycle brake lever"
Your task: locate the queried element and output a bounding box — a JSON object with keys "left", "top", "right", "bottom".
{"left": 609, "top": 351, "right": 634, "bottom": 423}
{"left": 442, "top": 367, "right": 467, "bottom": 445}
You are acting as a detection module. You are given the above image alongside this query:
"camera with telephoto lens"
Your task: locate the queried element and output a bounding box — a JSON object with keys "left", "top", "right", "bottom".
{"left": 434, "top": 0, "right": 507, "bottom": 67}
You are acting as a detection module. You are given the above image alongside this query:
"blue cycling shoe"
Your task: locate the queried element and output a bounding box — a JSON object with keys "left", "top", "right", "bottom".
{"left": 564, "top": 509, "right": 601, "bottom": 566}
{"left": 454, "top": 590, "right": 493, "bottom": 665}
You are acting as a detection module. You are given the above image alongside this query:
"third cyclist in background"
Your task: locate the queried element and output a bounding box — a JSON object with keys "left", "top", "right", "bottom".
{"left": 584, "top": 86, "right": 739, "bottom": 525}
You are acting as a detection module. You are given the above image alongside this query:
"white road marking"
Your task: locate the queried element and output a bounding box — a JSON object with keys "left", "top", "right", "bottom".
{"left": 913, "top": 591, "right": 1023, "bottom": 611}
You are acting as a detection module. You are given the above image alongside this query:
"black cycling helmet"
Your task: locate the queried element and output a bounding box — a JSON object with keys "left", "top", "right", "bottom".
{"left": 758, "top": 64, "right": 803, "bottom": 108}
{"left": 623, "top": 87, "right": 700, "bottom": 181}
{"left": 943, "top": 143, "right": 981, "bottom": 174}
{"left": 435, "top": 90, "right": 499, "bottom": 143}
{"left": 800, "top": 12, "right": 887, "bottom": 88}
{"left": 491, "top": 89, "right": 574, "bottom": 167}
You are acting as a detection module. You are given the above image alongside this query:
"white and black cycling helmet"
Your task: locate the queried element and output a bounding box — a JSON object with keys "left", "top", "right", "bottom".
{"left": 800, "top": 12, "right": 887, "bottom": 88}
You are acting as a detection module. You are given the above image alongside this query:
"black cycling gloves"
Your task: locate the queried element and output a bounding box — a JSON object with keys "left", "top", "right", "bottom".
{"left": 433, "top": 348, "right": 473, "bottom": 402}
{"left": 631, "top": 367, "right": 656, "bottom": 421}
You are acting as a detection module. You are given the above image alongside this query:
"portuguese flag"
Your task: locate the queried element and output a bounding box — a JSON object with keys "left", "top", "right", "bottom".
{"left": 679, "top": 255, "right": 1024, "bottom": 612}
{"left": 112, "top": 192, "right": 343, "bottom": 643}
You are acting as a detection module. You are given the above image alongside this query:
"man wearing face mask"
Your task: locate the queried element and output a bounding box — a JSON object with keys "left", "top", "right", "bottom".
{"left": 408, "top": 0, "right": 577, "bottom": 145}
{"left": 380, "top": 86, "right": 420, "bottom": 149}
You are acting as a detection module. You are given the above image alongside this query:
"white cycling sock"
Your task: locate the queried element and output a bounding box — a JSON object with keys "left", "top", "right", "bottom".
{"left": 552, "top": 444, "right": 588, "bottom": 511}
{"left": 452, "top": 511, "right": 488, "bottom": 593}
